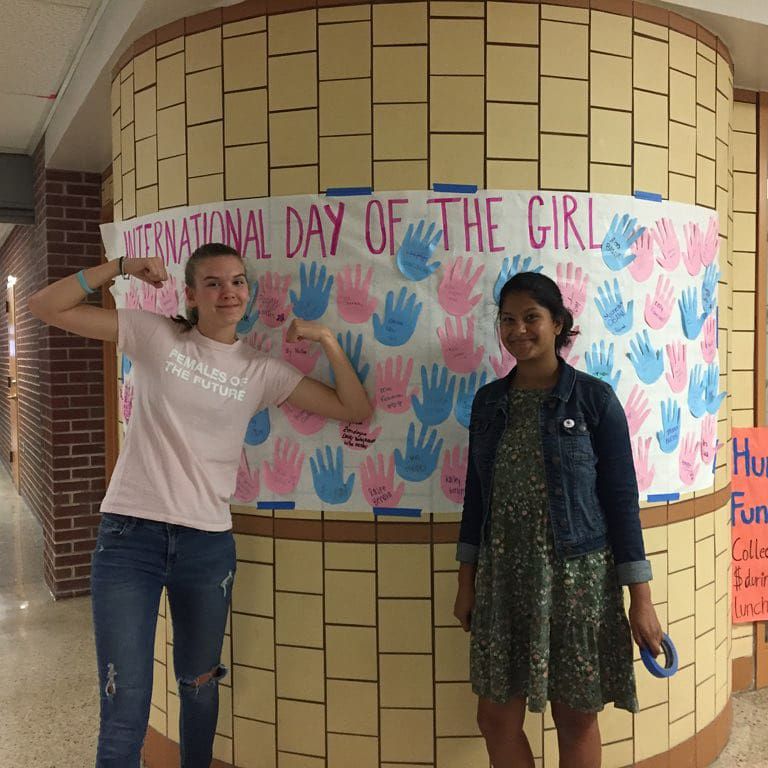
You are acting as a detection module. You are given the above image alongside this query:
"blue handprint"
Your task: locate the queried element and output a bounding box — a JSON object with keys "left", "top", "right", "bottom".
{"left": 678, "top": 287, "right": 706, "bottom": 340}
{"left": 687, "top": 364, "right": 708, "bottom": 418}
{"left": 396, "top": 220, "right": 443, "bottom": 281}
{"left": 244, "top": 408, "right": 271, "bottom": 446}
{"left": 656, "top": 399, "right": 681, "bottom": 454}
{"left": 394, "top": 422, "right": 444, "bottom": 482}
{"left": 601, "top": 213, "right": 644, "bottom": 271}
{"left": 289, "top": 262, "right": 333, "bottom": 321}
{"left": 455, "top": 370, "right": 488, "bottom": 428}
{"left": 310, "top": 446, "right": 355, "bottom": 505}
{"left": 493, "top": 255, "right": 544, "bottom": 303}
{"left": 235, "top": 282, "right": 259, "bottom": 336}
{"left": 584, "top": 340, "right": 621, "bottom": 392}
{"left": 594, "top": 279, "right": 634, "bottom": 335}
{"left": 701, "top": 263, "right": 719, "bottom": 317}
{"left": 330, "top": 331, "right": 369, "bottom": 386}
{"left": 121, "top": 353, "right": 132, "bottom": 379}
{"left": 627, "top": 330, "right": 664, "bottom": 385}
{"left": 372, "top": 287, "right": 422, "bottom": 346}
{"left": 411, "top": 364, "right": 456, "bottom": 427}
{"left": 704, "top": 363, "right": 726, "bottom": 415}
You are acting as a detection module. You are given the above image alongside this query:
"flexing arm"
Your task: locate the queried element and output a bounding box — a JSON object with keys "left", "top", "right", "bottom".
{"left": 28, "top": 257, "right": 168, "bottom": 342}
{"left": 284, "top": 320, "right": 372, "bottom": 423}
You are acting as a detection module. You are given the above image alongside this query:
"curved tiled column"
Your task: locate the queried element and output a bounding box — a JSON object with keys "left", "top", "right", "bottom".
{"left": 107, "top": 2, "right": 740, "bottom": 765}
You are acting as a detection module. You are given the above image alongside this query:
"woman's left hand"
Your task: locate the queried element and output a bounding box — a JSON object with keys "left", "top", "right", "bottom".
{"left": 628, "top": 591, "right": 663, "bottom": 656}
{"left": 286, "top": 319, "right": 332, "bottom": 345}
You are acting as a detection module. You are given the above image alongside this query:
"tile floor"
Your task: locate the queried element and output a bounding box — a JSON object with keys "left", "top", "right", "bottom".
{"left": 0, "top": 465, "right": 765, "bottom": 767}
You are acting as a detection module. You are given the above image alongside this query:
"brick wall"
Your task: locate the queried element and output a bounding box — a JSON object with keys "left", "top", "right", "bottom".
{"left": 0, "top": 144, "right": 48, "bottom": 531}
{"left": 0, "top": 142, "right": 107, "bottom": 599}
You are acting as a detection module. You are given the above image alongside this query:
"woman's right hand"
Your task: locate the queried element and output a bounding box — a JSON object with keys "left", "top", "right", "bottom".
{"left": 124, "top": 257, "right": 168, "bottom": 288}
{"left": 453, "top": 583, "right": 475, "bottom": 632}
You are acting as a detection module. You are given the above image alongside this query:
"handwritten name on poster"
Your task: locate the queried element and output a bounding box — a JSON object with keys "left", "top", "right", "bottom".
{"left": 102, "top": 190, "right": 722, "bottom": 513}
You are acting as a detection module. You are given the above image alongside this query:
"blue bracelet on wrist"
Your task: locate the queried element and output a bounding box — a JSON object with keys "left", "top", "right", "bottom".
{"left": 76, "top": 270, "right": 96, "bottom": 295}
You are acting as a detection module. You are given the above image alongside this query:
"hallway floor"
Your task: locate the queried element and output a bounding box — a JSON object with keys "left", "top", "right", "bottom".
{"left": 0, "top": 466, "right": 766, "bottom": 767}
{"left": 0, "top": 469, "right": 97, "bottom": 767}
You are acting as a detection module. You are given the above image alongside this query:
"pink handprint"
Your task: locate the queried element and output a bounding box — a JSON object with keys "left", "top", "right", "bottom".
{"left": 125, "top": 281, "right": 141, "bottom": 310}
{"left": 245, "top": 331, "right": 272, "bottom": 354}
{"left": 234, "top": 450, "right": 260, "bottom": 502}
{"left": 336, "top": 265, "right": 377, "bottom": 323}
{"left": 441, "top": 446, "right": 468, "bottom": 504}
{"left": 682, "top": 222, "right": 704, "bottom": 276}
{"left": 375, "top": 356, "right": 417, "bottom": 414}
{"left": 360, "top": 453, "right": 405, "bottom": 507}
{"left": 700, "top": 414, "right": 718, "bottom": 467}
{"left": 437, "top": 316, "right": 485, "bottom": 374}
{"left": 339, "top": 405, "right": 382, "bottom": 450}
{"left": 141, "top": 280, "right": 158, "bottom": 313}
{"left": 556, "top": 262, "right": 589, "bottom": 318}
{"left": 120, "top": 381, "right": 134, "bottom": 423}
{"left": 156, "top": 274, "right": 179, "bottom": 317}
{"left": 652, "top": 218, "right": 681, "bottom": 272}
{"left": 665, "top": 342, "right": 687, "bottom": 394}
{"left": 700, "top": 316, "right": 717, "bottom": 364}
{"left": 701, "top": 216, "right": 719, "bottom": 266}
{"left": 281, "top": 401, "right": 327, "bottom": 435}
{"left": 262, "top": 438, "right": 305, "bottom": 495}
{"left": 679, "top": 432, "right": 700, "bottom": 486}
{"left": 437, "top": 256, "right": 485, "bottom": 317}
{"left": 257, "top": 272, "right": 292, "bottom": 328}
{"left": 490, "top": 343, "right": 516, "bottom": 378}
{"left": 632, "top": 436, "right": 655, "bottom": 492}
{"left": 644, "top": 275, "right": 674, "bottom": 330}
{"left": 281, "top": 326, "right": 321, "bottom": 375}
{"left": 624, "top": 385, "right": 650, "bottom": 437}
{"left": 628, "top": 231, "right": 655, "bottom": 282}
{"left": 560, "top": 325, "right": 580, "bottom": 367}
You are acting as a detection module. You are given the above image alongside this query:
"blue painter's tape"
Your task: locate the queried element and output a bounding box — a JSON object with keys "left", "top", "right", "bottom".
{"left": 646, "top": 492, "right": 680, "bottom": 503}
{"left": 256, "top": 501, "right": 296, "bottom": 510}
{"left": 373, "top": 507, "right": 422, "bottom": 518}
{"left": 432, "top": 183, "right": 478, "bottom": 194}
{"left": 325, "top": 186, "right": 373, "bottom": 197}
{"left": 641, "top": 634, "right": 679, "bottom": 678}
{"left": 634, "top": 190, "right": 663, "bottom": 202}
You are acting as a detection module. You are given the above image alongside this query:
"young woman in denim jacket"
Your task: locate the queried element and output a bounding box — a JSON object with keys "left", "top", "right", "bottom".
{"left": 453, "top": 272, "right": 662, "bottom": 768}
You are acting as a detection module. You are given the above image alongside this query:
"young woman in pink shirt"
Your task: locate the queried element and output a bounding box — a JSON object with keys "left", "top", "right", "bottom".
{"left": 29, "top": 244, "right": 371, "bottom": 768}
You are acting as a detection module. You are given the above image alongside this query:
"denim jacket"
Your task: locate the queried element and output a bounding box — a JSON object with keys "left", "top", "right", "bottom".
{"left": 457, "top": 361, "right": 652, "bottom": 585}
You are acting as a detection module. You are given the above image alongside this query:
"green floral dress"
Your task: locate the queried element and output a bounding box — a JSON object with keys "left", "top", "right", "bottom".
{"left": 470, "top": 388, "right": 638, "bottom": 713}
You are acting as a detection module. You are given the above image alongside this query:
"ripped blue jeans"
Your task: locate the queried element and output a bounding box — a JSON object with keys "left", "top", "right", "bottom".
{"left": 91, "top": 513, "right": 235, "bottom": 768}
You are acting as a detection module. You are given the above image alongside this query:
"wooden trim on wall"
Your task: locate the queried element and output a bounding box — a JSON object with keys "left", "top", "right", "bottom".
{"left": 756, "top": 92, "right": 768, "bottom": 427}
{"left": 754, "top": 92, "right": 768, "bottom": 690}
{"left": 734, "top": 88, "right": 758, "bottom": 104}
{"left": 112, "top": 0, "right": 736, "bottom": 79}
{"left": 733, "top": 655, "right": 755, "bottom": 692}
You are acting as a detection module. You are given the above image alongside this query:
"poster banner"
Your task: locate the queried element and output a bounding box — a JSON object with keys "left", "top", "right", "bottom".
{"left": 101, "top": 190, "right": 722, "bottom": 513}
{"left": 732, "top": 428, "right": 768, "bottom": 623}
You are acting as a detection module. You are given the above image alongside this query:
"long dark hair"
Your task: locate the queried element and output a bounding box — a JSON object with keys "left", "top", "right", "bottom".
{"left": 497, "top": 271, "right": 578, "bottom": 355}
{"left": 172, "top": 243, "right": 244, "bottom": 331}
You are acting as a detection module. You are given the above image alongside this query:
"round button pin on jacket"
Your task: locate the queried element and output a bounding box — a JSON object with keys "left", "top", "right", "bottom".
{"left": 563, "top": 418, "right": 575, "bottom": 428}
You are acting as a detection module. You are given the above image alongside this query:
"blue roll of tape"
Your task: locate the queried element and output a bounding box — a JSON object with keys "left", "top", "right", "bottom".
{"left": 640, "top": 634, "right": 678, "bottom": 678}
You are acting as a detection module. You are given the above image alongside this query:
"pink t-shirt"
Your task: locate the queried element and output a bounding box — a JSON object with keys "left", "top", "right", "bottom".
{"left": 101, "top": 310, "right": 304, "bottom": 530}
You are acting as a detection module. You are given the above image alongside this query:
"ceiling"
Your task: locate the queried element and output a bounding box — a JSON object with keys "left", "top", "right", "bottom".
{"left": 0, "top": 0, "right": 101, "bottom": 154}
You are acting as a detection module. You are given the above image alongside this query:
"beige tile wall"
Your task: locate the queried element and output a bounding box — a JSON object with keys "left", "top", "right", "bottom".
{"left": 729, "top": 98, "right": 758, "bottom": 667}
{"left": 109, "top": 3, "right": 747, "bottom": 766}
